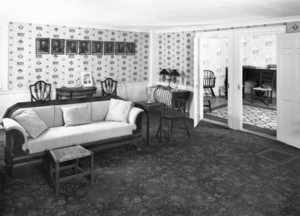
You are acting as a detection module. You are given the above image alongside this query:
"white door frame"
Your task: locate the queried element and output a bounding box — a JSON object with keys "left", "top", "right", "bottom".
{"left": 194, "top": 26, "right": 286, "bottom": 130}
{"left": 277, "top": 32, "right": 300, "bottom": 148}
{"left": 193, "top": 30, "right": 234, "bottom": 127}
{"left": 234, "top": 26, "right": 286, "bottom": 130}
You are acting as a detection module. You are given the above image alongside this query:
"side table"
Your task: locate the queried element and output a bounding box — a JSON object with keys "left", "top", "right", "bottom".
{"left": 134, "top": 101, "right": 164, "bottom": 146}
{"left": 50, "top": 145, "right": 94, "bottom": 195}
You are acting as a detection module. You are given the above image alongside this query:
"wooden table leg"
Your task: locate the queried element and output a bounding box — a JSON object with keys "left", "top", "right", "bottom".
{"left": 55, "top": 162, "right": 59, "bottom": 196}
{"left": 146, "top": 111, "right": 150, "bottom": 146}
{"left": 90, "top": 152, "right": 94, "bottom": 184}
{"left": 159, "top": 112, "right": 162, "bottom": 142}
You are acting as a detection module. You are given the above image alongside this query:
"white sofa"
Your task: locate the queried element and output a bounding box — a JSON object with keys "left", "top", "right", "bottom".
{"left": 2, "top": 96, "right": 144, "bottom": 172}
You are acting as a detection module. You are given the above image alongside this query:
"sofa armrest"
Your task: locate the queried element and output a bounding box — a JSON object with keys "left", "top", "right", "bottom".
{"left": 128, "top": 107, "right": 144, "bottom": 133}
{"left": 2, "top": 118, "right": 29, "bottom": 156}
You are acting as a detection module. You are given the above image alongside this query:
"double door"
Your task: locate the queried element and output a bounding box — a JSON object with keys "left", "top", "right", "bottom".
{"left": 193, "top": 26, "right": 300, "bottom": 149}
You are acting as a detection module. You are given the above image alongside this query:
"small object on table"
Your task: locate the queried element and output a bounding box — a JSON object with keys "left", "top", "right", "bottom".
{"left": 135, "top": 101, "right": 164, "bottom": 146}
{"left": 50, "top": 145, "right": 94, "bottom": 195}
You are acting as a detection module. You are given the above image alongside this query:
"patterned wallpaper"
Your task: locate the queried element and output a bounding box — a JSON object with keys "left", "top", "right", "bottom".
{"left": 8, "top": 22, "right": 149, "bottom": 90}
{"left": 158, "top": 31, "right": 195, "bottom": 86}
{"left": 242, "top": 35, "right": 276, "bottom": 67}
{"left": 157, "top": 32, "right": 277, "bottom": 87}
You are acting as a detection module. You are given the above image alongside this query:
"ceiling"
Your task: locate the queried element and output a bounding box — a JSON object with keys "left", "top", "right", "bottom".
{"left": 1, "top": 0, "right": 300, "bottom": 31}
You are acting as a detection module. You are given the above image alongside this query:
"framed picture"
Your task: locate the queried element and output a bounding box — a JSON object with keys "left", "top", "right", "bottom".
{"left": 115, "top": 42, "right": 126, "bottom": 55}
{"left": 51, "top": 39, "right": 65, "bottom": 55}
{"left": 79, "top": 40, "right": 91, "bottom": 55}
{"left": 126, "top": 42, "right": 136, "bottom": 55}
{"left": 104, "top": 41, "right": 115, "bottom": 55}
{"left": 66, "top": 40, "right": 78, "bottom": 55}
{"left": 36, "top": 38, "right": 50, "bottom": 54}
{"left": 92, "top": 41, "right": 103, "bottom": 55}
{"left": 81, "top": 72, "right": 93, "bottom": 87}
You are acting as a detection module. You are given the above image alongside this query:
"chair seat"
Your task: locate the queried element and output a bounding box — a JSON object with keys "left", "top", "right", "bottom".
{"left": 163, "top": 110, "right": 186, "bottom": 119}
{"left": 253, "top": 87, "right": 272, "bottom": 91}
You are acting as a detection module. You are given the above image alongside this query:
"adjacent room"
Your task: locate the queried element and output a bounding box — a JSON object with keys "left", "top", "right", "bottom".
{"left": 0, "top": 0, "right": 300, "bottom": 215}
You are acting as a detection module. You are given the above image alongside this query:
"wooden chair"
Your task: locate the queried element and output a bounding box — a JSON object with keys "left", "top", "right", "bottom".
{"left": 29, "top": 80, "right": 51, "bottom": 102}
{"left": 153, "top": 85, "right": 190, "bottom": 141}
{"left": 203, "top": 70, "right": 216, "bottom": 98}
{"left": 101, "top": 78, "right": 117, "bottom": 96}
{"left": 251, "top": 70, "right": 276, "bottom": 106}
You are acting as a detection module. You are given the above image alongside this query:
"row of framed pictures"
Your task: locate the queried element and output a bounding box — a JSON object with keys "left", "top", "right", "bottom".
{"left": 35, "top": 38, "right": 136, "bottom": 55}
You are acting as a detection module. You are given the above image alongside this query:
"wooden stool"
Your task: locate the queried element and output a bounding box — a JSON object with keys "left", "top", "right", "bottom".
{"left": 50, "top": 145, "right": 94, "bottom": 195}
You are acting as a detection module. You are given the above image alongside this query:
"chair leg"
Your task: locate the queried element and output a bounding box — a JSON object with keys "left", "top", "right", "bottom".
{"left": 210, "top": 87, "right": 216, "bottom": 98}
{"left": 208, "top": 100, "right": 212, "bottom": 113}
{"left": 171, "top": 119, "right": 174, "bottom": 133}
{"left": 183, "top": 118, "right": 190, "bottom": 138}
{"left": 251, "top": 89, "right": 254, "bottom": 104}
{"left": 167, "top": 119, "right": 172, "bottom": 141}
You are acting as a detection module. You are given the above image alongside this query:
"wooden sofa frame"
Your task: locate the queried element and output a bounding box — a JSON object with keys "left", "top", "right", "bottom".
{"left": 2, "top": 96, "right": 144, "bottom": 173}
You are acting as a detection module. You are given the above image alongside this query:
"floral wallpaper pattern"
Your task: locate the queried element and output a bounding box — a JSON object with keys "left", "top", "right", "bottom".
{"left": 8, "top": 22, "right": 150, "bottom": 90}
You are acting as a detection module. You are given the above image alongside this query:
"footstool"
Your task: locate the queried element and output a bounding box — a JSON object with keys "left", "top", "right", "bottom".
{"left": 49, "top": 145, "right": 94, "bottom": 195}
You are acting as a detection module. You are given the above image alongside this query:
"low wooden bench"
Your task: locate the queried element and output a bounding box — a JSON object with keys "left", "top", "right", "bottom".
{"left": 50, "top": 145, "right": 94, "bottom": 195}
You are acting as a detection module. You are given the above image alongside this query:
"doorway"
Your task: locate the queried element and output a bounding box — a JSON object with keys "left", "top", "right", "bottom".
{"left": 201, "top": 36, "right": 230, "bottom": 125}
{"left": 194, "top": 26, "right": 285, "bottom": 134}
{"left": 241, "top": 34, "right": 277, "bottom": 136}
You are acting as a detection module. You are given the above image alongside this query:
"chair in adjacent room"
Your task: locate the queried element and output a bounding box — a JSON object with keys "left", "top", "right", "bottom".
{"left": 203, "top": 70, "right": 216, "bottom": 98}
{"left": 29, "top": 80, "right": 52, "bottom": 102}
{"left": 153, "top": 85, "right": 190, "bottom": 142}
{"left": 251, "top": 70, "right": 276, "bottom": 106}
{"left": 101, "top": 78, "right": 118, "bottom": 96}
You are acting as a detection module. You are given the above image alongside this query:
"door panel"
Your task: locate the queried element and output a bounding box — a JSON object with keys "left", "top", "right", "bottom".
{"left": 277, "top": 32, "right": 300, "bottom": 148}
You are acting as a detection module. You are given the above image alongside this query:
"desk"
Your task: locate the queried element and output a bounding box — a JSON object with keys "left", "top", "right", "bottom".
{"left": 171, "top": 89, "right": 191, "bottom": 102}
{"left": 225, "top": 66, "right": 276, "bottom": 98}
{"left": 56, "top": 86, "right": 97, "bottom": 99}
{"left": 134, "top": 101, "right": 164, "bottom": 146}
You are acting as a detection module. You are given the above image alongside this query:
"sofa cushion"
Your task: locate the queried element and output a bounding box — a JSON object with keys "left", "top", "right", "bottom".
{"left": 54, "top": 103, "right": 91, "bottom": 127}
{"left": 105, "top": 99, "right": 132, "bottom": 123}
{"left": 10, "top": 106, "right": 55, "bottom": 128}
{"left": 91, "top": 100, "right": 110, "bottom": 122}
{"left": 14, "top": 109, "right": 48, "bottom": 139}
{"left": 61, "top": 105, "right": 91, "bottom": 126}
{"left": 25, "top": 121, "right": 134, "bottom": 154}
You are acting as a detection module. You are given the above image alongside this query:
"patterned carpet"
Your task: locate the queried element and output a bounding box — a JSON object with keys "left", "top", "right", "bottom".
{"left": 205, "top": 104, "right": 277, "bottom": 136}
{"left": 0, "top": 115, "right": 300, "bottom": 216}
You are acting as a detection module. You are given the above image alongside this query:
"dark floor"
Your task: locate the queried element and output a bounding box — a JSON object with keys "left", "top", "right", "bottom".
{"left": 0, "top": 115, "right": 299, "bottom": 216}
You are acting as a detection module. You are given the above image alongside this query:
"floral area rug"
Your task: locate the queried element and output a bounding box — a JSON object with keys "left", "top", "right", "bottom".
{"left": 0, "top": 117, "right": 299, "bottom": 216}
{"left": 205, "top": 104, "right": 277, "bottom": 136}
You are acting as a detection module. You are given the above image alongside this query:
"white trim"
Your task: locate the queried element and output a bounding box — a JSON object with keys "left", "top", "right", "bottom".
{"left": 149, "top": 30, "right": 158, "bottom": 86}
{"left": 5, "top": 18, "right": 150, "bottom": 33}
{"left": 155, "top": 16, "right": 300, "bottom": 33}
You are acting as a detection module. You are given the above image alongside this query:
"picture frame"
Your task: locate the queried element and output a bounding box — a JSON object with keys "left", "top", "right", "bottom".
{"left": 51, "top": 39, "right": 65, "bottom": 55}
{"left": 126, "top": 42, "right": 136, "bottom": 55}
{"left": 115, "top": 42, "right": 126, "bottom": 55}
{"left": 36, "top": 38, "right": 50, "bottom": 54}
{"left": 104, "top": 41, "right": 115, "bottom": 55}
{"left": 81, "top": 72, "right": 93, "bottom": 87}
{"left": 79, "top": 40, "right": 91, "bottom": 55}
{"left": 92, "top": 41, "right": 103, "bottom": 55}
{"left": 66, "top": 40, "right": 78, "bottom": 55}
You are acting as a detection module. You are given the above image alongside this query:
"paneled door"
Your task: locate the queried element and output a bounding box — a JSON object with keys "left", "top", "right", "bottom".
{"left": 277, "top": 32, "right": 300, "bottom": 149}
